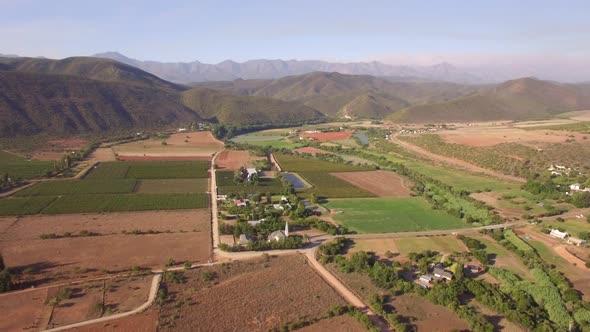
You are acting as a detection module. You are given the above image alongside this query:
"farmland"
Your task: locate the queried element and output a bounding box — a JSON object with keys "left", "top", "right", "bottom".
{"left": 158, "top": 254, "right": 347, "bottom": 331}
{"left": 215, "top": 150, "right": 263, "bottom": 170}
{"left": 325, "top": 197, "right": 468, "bottom": 233}
{"left": 301, "top": 172, "right": 375, "bottom": 198}
{"left": 85, "top": 161, "right": 209, "bottom": 179}
{"left": 275, "top": 153, "right": 373, "bottom": 173}
{"left": 15, "top": 179, "right": 137, "bottom": 196}
{"left": 0, "top": 150, "right": 56, "bottom": 179}
{"left": 135, "top": 179, "right": 209, "bottom": 193}
{"left": 112, "top": 131, "right": 223, "bottom": 159}
{"left": 0, "top": 210, "right": 212, "bottom": 280}
{"left": 330, "top": 170, "right": 412, "bottom": 197}
{"left": 395, "top": 236, "right": 468, "bottom": 255}
{"left": 0, "top": 196, "right": 57, "bottom": 216}
{"left": 231, "top": 132, "right": 303, "bottom": 149}
{"left": 216, "top": 170, "right": 284, "bottom": 195}
{"left": 299, "top": 131, "right": 353, "bottom": 141}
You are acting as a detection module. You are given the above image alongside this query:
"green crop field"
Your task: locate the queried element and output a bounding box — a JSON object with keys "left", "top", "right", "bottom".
{"left": 216, "top": 171, "right": 284, "bottom": 195}
{"left": 275, "top": 154, "right": 373, "bottom": 172}
{"left": 135, "top": 179, "right": 209, "bottom": 193}
{"left": 0, "top": 150, "right": 55, "bottom": 179}
{"left": 524, "top": 121, "right": 590, "bottom": 134}
{"left": 43, "top": 193, "right": 208, "bottom": 214}
{"left": 86, "top": 161, "right": 209, "bottom": 179}
{"left": 0, "top": 196, "right": 57, "bottom": 216}
{"left": 85, "top": 162, "right": 129, "bottom": 179}
{"left": 15, "top": 179, "right": 137, "bottom": 196}
{"left": 300, "top": 172, "right": 374, "bottom": 198}
{"left": 325, "top": 197, "right": 468, "bottom": 233}
{"left": 396, "top": 236, "right": 467, "bottom": 255}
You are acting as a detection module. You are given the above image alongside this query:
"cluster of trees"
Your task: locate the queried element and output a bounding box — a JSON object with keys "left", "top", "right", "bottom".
{"left": 218, "top": 235, "right": 304, "bottom": 252}
{"left": 368, "top": 294, "right": 409, "bottom": 331}
{"left": 0, "top": 254, "right": 12, "bottom": 293}
{"left": 291, "top": 217, "right": 348, "bottom": 236}
{"left": 457, "top": 236, "right": 489, "bottom": 265}
{"left": 212, "top": 120, "right": 325, "bottom": 140}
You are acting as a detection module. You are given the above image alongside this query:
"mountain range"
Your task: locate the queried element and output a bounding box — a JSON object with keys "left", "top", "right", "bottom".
{"left": 93, "top": 52, "right": 486, "bottom": 84}
{"left": 1, "top": 55, "right": 590, "bottom": 138}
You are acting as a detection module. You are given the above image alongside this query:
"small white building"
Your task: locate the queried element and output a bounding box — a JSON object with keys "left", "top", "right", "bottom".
{"left": 246, "top": 168, "right": 258, "bottom": 181}
{"left": 217, "top": 194, "right": 227, "bottom": 201}
{"left": 549, "top": 229, "right": 569, "bottom": 240}
{"left": 568, "top": 237, "right": 588, "bottom": 246}
{"left": 273, "top": 204, "right": 285, "bottom": 211}
{"left": 177, "top": 128, "right": 187, "bottom": 132}
{"left": 570, "top": 183, "right": 581, "bottom": 191}
{"left": 419, "top": 275, "right": 433, "bottom": 283}
{"left": 268, "top": 222, "right": 289, "bottom": 242}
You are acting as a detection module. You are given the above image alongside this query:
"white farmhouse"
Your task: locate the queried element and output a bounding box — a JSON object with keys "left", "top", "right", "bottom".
{"left": 570, "top": 183, "right": 581, "bottom": 191}
{"left": 246, "top": 168, "right": 258, "bottom": 181}
{"left": 549, "top": 229, "right": 569, "bottom": 240}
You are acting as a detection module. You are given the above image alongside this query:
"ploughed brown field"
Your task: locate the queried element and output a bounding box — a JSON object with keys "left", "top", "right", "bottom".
{"left": 159, "top": 254, "right": 347, "bottom": 331}
{"left": 116, "top": 155, "right": 211, "bottom": 161}
{"left": 113, "top": 131, "right": 223, "bottom": 159}
{"left": 0, "top": 276, "right": 152, "bottom": 331}
{"left": 294, "top": 146, "right": 336, "bottom": 156}
{"left": 389, "top": 293, "right": 470, "bottom": 331}
{"left": 300, "top": 131, "right": 353, "bottom": 141}
{"left": 330, "top": 170, "right": 412, "bottom": 197}
{"left": 71, "top": 310, "right": 158, "bottom": 332}
{"left": 440, "top": 126, "right": 588, "bottom": 147}
{"left": 215, "top": 149, "right": 263, "bottom": 170}
{"left": 0, "top": 210, "right": 211, "bottom": 285}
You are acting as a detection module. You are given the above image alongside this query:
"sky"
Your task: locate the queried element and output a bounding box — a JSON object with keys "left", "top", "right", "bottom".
{"left": 1, "top": 0, "right": 590, "bottom": 67}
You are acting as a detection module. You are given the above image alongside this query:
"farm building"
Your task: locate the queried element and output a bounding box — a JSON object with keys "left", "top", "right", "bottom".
{"left": 247, "top": 219, "right": 265, "bottom": 226}
{"left": 273, "top": 204, "right": 285, "bottom": 211}
{"left": 246, "top": 168, "right": 258, "bottom": 181}
{"left": 570, "top": 183, "right": 581, "bottom": 191}
{"left": 550, "top": 229, "right": 569, "bottom": 240}
{"left": 238, "top": 234, "right": 252, "bottom": 245}
{"left": 217, "top": 194, "right": 228, "bottom": 201}
{"left": 234, "top": 199, "right": 248, "bottom": 207}
{"left": 433, "top": 267, "right": 454, "bottom": 281}
{"left": 568, "top": 237, "right": 588, "bottom": 246}
{"left": 419, "top": 275, "right": 433, "bottom": 283}
{"left": 466, "top": 265, "right": 482, "bottom": 274}
{"left": 268, "top": 222, "right": 289, "bottom": 242}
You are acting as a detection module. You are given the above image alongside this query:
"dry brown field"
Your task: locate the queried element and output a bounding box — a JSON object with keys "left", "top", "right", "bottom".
{"left": 159, "top": 254, "right": 346, "bottom": 331}
{"left": 331, "top": 170, "right": 412, "bottom": 197}
{"left": 0, "top": 275, "right": 152, "bottom": 331}
{"left": 72, "top": 310, "right": 159, "bottom": 332}
{"left": 87, "top": 147, "right": 117, "bottom": 162}
{"left": 113, "top": 131, "right": 222, "bottom": 159}
{"left": 297, "top": 315, "right": 367, "bottom": 332}
{"left": 215, "top": 150, "right": 263, "bottom": 170}
{"left": 300, "top": 131, "right": 353, "bottom": 141}
{"left": 0, "top": 210, "right": 211, "bottom": 284}
{"left": 389, "top": 293, "right": 470, "bottom": 331}
{"left": 440, "top": 126, "right": 587, "bottom": 147}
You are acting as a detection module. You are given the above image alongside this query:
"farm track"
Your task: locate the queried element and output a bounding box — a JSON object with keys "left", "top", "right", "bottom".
{"left": 390, "top": 133, "right": 526, "bottom": 183}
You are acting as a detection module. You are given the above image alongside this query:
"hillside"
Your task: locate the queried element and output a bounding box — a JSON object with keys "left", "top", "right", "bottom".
{"left": 0, "top": 71, "right": 199, "bottom": 137}
{"left": 181, "top": 87, "right": 324, "bottom": 125}
{"left": 396, "top": 78, "right": 590, "bottom": 123}
{"left": 0, "top": 56, "right": 183, "bottom": 91}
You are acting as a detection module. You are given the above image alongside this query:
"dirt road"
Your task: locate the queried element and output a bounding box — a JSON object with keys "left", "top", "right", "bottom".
{"left": 391, "top": 134, "right": 526, "bottom": 183}
{"left": 210, "top": 149, "right": 223, "bottom": 251}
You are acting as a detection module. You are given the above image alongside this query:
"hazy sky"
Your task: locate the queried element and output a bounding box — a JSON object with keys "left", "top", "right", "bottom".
{"left": 2, "top": 0, "right": 589, "bottom": 65}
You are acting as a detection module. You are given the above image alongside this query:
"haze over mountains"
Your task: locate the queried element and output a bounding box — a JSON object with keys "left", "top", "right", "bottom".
{"left": 1, "top": 54, "right": 590, "bottom": 138}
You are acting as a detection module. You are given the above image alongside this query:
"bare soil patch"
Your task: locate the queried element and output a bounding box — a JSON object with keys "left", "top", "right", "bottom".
{"left": 0, "top": 210, "right": 211, "bottom": 285}
{"left": 48, "top": 139, "right": 89, "bottom": 150}
{"left": 31, "top": 152, "right": 64, "bottom": 161}
{"left": 104, "top": 276, "right": 152, "bottom": 314}
{"left": 87, "top": 148, "right": 116, "bottom": 162}
{"left": 294, "top": 147, "right": 336, "bottom": 156}
{"left": 71, "top": 309, "right": 158, "bottom": 332}
{"left": 166, "top": 131, "right": 223, "bottom": 148}
{"left": 440, "top": 126, "right": 587, "bottom": 147}
{"left": 159, "top": 254, "right": 346, "bottom": 331}
{"left": 331, "top": 170, "right": 412, "bottom": 197}
{"left": 215, "top": 150, "right": 263, "bottom": 170}
{"left": 113, "top": 132, "right": 222, "bottom": 159}
{"left": 117, "top": 155, "right": 211, "bottom": 161}
{"left": 47, "top": 282, "right": 104, "bottom": 329}
{"left": 297, "top": 315, "right": 367, "bottom": 332}
{"left": 389, "top": 293, "right": 470, "bottom": 331}
{"left": 300, "top": 131, "right": 353, "bottom": 141}
{"left": 0, "top": 288, "right": 52, "bottom": 331}
{"left": 346, "top": 238, "right": 400, "bottom": 260}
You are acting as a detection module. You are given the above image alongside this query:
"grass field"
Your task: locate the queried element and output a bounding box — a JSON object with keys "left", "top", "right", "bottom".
{"left": 216, "top": 171, "right": 284, "bottom": 195}
{"left": 539, "top": 219, "right": 590, "bottom": 236}
{"left": 275, "top": 154, "right": 374, "bottom": 173}
{"left": 0, "top": 196, "right": 57, "bottom": 216}
{"left": 325, "top": 197, "right": 467, "bottom": 233}
{"left": 15, "top": 179, "right": 137, "bottom": 196}
{"left": 86, "top": 161, "right": 209, "bottom": 179}
{"left": 0, "top": 150, "right": 55, "bottom": 179}
{"left": 43, "top": 193, "right": 208, "bottom": 214}
{"left": 524, "top": 121, "right": 590, "bottom": 134}
{"left": 231, "top": 133, "right": 303, "bottom": 149}
{"left": 301, "top": 172, "right": 375, "bottom": 198}
{"left": 135, "top": 179, "right": 208, "bottom": 193}
{"left": 395, "top": 236, "right": 467, "bottom": 255}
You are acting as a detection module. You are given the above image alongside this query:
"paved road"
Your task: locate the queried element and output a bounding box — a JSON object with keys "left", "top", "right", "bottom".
{"left": 390, "top": 133, "right": 526, "bottom": 183}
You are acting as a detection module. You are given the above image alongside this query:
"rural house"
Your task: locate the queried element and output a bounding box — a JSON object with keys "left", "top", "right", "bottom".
{"left": 550, "top": 229, "right": 569, "bottom": 240}
{"left": 234, "top": 199, "right": 248, "bottom": 207}
{"left": 433, "top": 267, "right": 454, "bottom": 281}
{"left": 246, "top": 168, "right": 258, "bottom": 181}
{"left": 570, "top": 183, "right": 581, "bottom": 191}
{"left": 419, "top": 275, "right": 433, "bottom": 283}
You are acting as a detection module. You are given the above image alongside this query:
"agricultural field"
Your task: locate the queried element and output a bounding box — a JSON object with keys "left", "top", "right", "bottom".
{"left": 523, "top": 121, "right": 590, "bottom": 134}
{"left": 296, "top": 315, "right": 367, "bottom": 332}
{"left": 15, "top": 179, "right": 137, "bottom": 196}
{"left": 112, "top": 131, "right": 223, "bottom": 159}
{"left": 300, "top": 172, "right": 375, "bottom": 198}
{"left": 135, "top": 179, "right": 209, "bottom": 193}
{"left": 158, "top": 254, "right": 347, "bottom": 331}
{"left": 0, "top": 196, "right": 57, "bottom": 216}
{"left": 274, "top": 154, "right": 373, "bottom": 173}
{"left": 299, "top": 131, "right": 353, "bottom": 141}
{"left": 330, "top": 170, "right": 412, "bottom": 197}
{"left": 0, "top": 150, "right": 56, "bottom": 179}
{"left": 293, "top": 146, "right": 336, "bottom": 156}
{"left": 388, "top": 293, "right": 470, "bottom": 331}
{"left": 43, "top": 193, "right": 208, "bottom": 214}
{"left": 215, "top": 150, "right": 263, "bottom": 170}
{"left": 0, "top": 210, "right": 212, "bottom": 281}
{"left": 216, "top": 170, "right": 284, "bottom": 195}
{"left": 231, "top": 132, "right": 303, "bottom": 149}
{"left": 325, "top": 197, "right": 468, "bottom": 233}
{"left": 87, "top": 161, "right": 211, "bottom": 179}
